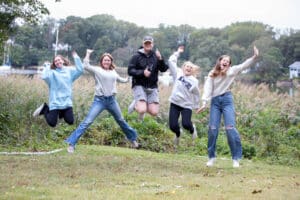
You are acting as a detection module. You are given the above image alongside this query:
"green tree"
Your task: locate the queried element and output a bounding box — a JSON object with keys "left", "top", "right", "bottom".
{"left": 0, "top": 0, "right": 49, "bottom": 54}
{"left": 223, "top": 21, "right": 274, "bottom": 49}
{"left": 276, "top": 30, "right": 300, "bottom": 67}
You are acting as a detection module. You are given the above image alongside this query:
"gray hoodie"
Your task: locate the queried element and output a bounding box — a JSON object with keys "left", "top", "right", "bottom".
{"left": 168, "top": 51, "right": 200, "bottom": 110}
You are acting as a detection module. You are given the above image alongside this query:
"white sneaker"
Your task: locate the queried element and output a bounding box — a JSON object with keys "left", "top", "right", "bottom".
{"left": 206, "top": 158, "right": 216, "bottom": 167}
{"left": 233, "top": 160, "right": 240, "bottom": 168}
{"left": 33, "top": 103, "right": 45, "bottom": 117}
{"left": 131, "top": 140, "right": 139, "bottom": 149}
{"left": 173, "top": 136, "right": 180, "bottom": 146}
{"left": 192, "top": 124, "right": 198, "bottom": 140}
{"left": 128, "top": 100, "right": 135, "bottom": 114}
{"left": 67, "top": 145, "right": 75, "bottom": 153}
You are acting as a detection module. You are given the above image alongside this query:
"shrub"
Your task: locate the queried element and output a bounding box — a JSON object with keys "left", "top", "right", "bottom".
{"left": 0, "top": 75, "right": 299, "bottom": 166}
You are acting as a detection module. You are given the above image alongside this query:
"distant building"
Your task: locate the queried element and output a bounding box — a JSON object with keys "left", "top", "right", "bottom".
{"left": 289, "top": 61, "right": 300, "bottom": 79}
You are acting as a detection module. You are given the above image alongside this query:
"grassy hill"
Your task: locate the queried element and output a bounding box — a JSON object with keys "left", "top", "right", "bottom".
{"left": 1, "top": 145, "right": 299, "bottom": 200}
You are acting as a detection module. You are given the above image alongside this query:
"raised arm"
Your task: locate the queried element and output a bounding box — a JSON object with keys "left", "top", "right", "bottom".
{"left": 168, "top": 46, "right": 184, "bottom": 81}
{"left": 83, "top": 49, "right": 97, "bottom": 74}
{"left": 228, "top": 46, "right": 259, "bottom": 76}
{"left": 71, "top": 51, "right": 84, "bottom": 81}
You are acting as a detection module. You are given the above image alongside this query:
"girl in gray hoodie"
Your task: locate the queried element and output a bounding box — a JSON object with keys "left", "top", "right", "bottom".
{"left": 168, "top": 46, "right": 200, "bottom": 146}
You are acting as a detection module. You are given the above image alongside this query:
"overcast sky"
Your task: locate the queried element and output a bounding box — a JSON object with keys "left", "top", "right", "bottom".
{"left": 43, "top": 0, "right": 300, "bottom": 30}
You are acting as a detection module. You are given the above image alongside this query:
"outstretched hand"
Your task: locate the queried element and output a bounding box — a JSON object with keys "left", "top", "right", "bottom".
{"left": 84, "top": 49, "right": 94, "bottom": 61}
{"left": 253, "top": 46, "right": 259, "bottom": 59}
{"left": 72, "top": 51, "right": 78, "bottom": 57}
{"left": 177, "top": 46, "right": 184, "bottom": 53}
{"left": 196, "top": 105, "right": 207, "bottom": 113}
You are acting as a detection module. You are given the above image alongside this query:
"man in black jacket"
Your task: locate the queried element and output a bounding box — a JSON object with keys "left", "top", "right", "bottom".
{"left": 128, "top": 36, "right": 169, "bottom": 120}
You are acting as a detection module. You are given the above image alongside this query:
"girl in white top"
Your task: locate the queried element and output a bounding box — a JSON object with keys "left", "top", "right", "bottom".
{"left": 197, "top": 46, "right": 259, "bottom": 168}
{"left": 168, "top": 45, "right": 200, "bottom": 146}
{"left": 65, "top": 50, "right": 139, "bottom": 153}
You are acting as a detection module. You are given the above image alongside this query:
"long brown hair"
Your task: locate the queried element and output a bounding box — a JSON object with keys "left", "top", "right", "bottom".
{"left": 50, "top": 55, "right": 71, "bottom": 69}
{"left": 99, "top": 53, "right": 116, "bottom": 70}
{"left": 210, "top": 55, "right": 231, "bottom": 77}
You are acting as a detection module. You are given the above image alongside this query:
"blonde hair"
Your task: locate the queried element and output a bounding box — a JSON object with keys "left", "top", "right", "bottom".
{"left": 182, "top": 61, "right": 200, "bottom": 77}
{"left": 99, "top": 53, "right": 116, "bottom": 70}
{"left": 210, "top": 55, "right": 231, "bottom": 77}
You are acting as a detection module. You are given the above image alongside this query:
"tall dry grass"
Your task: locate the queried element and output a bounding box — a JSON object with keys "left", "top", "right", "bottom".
{"left": 0, "top": 74, "right": 299, "bottom": 165}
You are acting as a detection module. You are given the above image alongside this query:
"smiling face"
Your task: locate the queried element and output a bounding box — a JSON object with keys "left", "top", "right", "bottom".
{"left": 182, "top": 63, "right": 193, "bottom": 76}
{"left": 54, "top": 55, "right": 64, "bottom": 68}
{"left": 219, "top": 56, "right": 231, "bottom": 70}
{"left": 143, "top": 41, "right": 154, "bottom": 53}
{"left": 101, "top": 55, "right": 112, "bottom": 70}
{"left": 182, "top": 61, "right": 199, "bottom": 77}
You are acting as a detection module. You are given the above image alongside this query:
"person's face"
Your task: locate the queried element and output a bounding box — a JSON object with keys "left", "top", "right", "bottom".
{"left": 54, "top": 56, "right": 64, "bottom": 68}
{"left": 183, "top": 64, "right": 193, "bottom": 76}
{"left": 143, "top": 41, "right": 154, "bottom": 52}
{"left": 101, "top": 55, "right": 112, "bottom": 70}
{"left": 220, "top": 56, "right": 231, "bottom": 70}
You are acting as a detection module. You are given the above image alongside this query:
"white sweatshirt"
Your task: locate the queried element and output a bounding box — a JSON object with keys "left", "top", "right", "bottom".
{"left": 168, "top": 51, "right": 200, "bottom": 110}
{"left": 84, "top": 60, "right": 127, "bottom": 97}
{"left": 202, "top": 57, "right": 256, "bottom": 107}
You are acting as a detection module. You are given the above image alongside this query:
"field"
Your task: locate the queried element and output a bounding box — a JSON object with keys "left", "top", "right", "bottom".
{"left": 0, "top": 74, "right": 299, "bottom": 199}
{"left": 1, "top": 145, "right": 299, "bottom": 200}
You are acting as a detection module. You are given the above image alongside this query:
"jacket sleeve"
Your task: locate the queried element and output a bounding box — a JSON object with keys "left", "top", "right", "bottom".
{"left": 116, "top": 72, "right": 129, "bottom": 83}
{"left": 192, "top": 79, "right": 200, "bottom": 109}
{"left": 83, "top": 59, "right": 96, "bottom": 75}
{"left": 168, "top": 52, "right": 179, "bottom": 82}
{"left": 227, "top": 57, "right": 256, "bottom": 76}
{"left": 157, "top": 57, "right": 169, "bottom": 73}
{"left": 128, "top": 54, "right": 145, "bottom": 77}
{"left": 202, "top": 73, "right": 214, "bottom": 107}
{"left": 71, "top": 55, "right": 84, "bottom": 81}
{"left": 41, "top": 64, "right": 52, "bottom": 85}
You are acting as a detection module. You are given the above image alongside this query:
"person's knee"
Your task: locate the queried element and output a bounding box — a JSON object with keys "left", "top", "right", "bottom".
{"left": 148, "top": 110, "right": 158, "bottom": 116}
{"left": 225, "top": 125, "right": 234, "bottom": 130}
{"left": 147, "top": 103, "right": 159, "bottom": 116}
{"left": 65, "top": 117, "right": 74, "bottom": 125}
{"left": 48, "top": 121, "right": 57, "bottom": 127}
{"left": 66, "top": 120, "right": 74, "bottom": 125}
{"left": 135, "top": 100, "right": 147, "bottom": 113}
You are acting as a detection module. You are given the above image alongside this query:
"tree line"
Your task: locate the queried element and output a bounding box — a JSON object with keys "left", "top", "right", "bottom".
{"left": 2, "top": 13, "right": 300, "bottom": 85}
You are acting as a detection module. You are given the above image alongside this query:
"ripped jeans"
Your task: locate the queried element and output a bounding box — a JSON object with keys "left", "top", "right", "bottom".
{"left": 207, "top": 92, "right": 242, "bottom": 160}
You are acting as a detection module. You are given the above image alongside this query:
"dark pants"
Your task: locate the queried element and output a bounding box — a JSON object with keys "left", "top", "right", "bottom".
{"left": 169, "top": 103, "right": 194, "bottom": 137}
{"left": 42, "top": 104, "right": 74, "bottom": 127}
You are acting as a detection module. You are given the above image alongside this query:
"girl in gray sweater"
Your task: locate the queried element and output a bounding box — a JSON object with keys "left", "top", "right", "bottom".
{"left": 65, "top": 50, "right": 139, "bottom": 153}
{"left": 168, "top": 46, "right": 200, "bottom": 146}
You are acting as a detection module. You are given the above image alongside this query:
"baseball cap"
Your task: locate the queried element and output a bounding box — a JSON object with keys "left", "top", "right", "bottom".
{"left": 143, "top": 36, "right": 154, "bottom": 43}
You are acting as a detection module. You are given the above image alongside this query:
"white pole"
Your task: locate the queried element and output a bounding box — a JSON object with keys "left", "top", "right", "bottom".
{"left": 55, "top": 27, "right": 59, "bottom": 56}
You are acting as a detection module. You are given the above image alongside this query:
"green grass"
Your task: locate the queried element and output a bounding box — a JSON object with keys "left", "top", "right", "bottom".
{"left": 1, "top": 145, "right": 299, "bottom": 200}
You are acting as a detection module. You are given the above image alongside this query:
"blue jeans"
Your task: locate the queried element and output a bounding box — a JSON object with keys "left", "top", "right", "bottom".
{"left": 207, "top": 92, "right": 242, "bottom": 160}
{"left": 65, "top": 95, "right": 137, "bottom": 146}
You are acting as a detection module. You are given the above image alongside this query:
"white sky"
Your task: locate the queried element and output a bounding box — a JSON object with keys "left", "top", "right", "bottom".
{"left": 42, "top": 0, "right": 300, "bottom": 30}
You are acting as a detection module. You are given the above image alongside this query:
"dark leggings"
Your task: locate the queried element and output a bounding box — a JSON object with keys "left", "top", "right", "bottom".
{"left": 43, "top": 104, "right": 74, "bottom": 127}
{"left": 168, "top": 103, "right": 194, "bottom": 137}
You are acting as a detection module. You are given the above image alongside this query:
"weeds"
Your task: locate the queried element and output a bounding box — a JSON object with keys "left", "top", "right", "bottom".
{"left": 0, "top": 75, "right": 299, "bottom": 166}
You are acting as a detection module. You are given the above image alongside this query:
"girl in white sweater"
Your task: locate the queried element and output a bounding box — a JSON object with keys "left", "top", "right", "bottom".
{"left": 197, "top": 46, "right": 259, "bottom": 168}
{"left": 65, "top": 50, "right": 139, "bottom": 153}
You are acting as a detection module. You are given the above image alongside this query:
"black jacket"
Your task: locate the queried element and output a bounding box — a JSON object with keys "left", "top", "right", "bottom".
{"left": 128, "top": 48, "right": 169, "bottom": 88}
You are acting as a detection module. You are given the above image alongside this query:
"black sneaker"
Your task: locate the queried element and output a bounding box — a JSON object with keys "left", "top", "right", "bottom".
{"left": 33, "top": 103, "right": 46, "bottom": 117}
